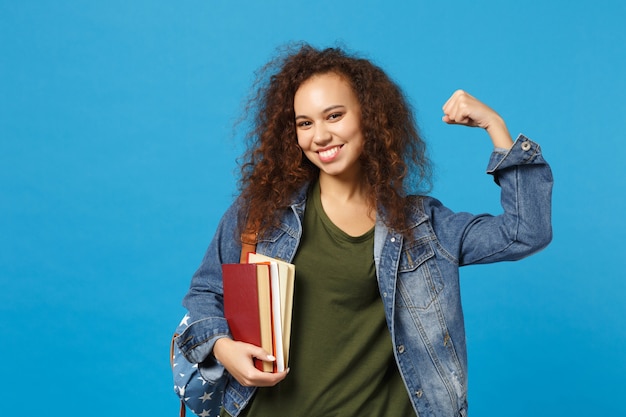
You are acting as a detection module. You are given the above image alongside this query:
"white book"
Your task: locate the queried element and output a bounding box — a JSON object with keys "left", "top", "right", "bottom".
{"left": 267, "top": 261, "right": 285, "bottom": 372}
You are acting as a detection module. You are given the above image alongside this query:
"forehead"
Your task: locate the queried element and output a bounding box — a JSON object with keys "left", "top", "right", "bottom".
{"left": 294, "top": 72, "right": 359, "bottom": 110}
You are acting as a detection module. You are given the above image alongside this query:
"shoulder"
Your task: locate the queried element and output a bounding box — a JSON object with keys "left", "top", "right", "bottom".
{"left": 404, "top": 194, "right": 451, "bottom": 223}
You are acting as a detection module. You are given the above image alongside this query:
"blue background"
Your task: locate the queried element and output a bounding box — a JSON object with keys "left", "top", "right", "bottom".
{"left": 1, "top": 1, "right": 624, "bottom": 415}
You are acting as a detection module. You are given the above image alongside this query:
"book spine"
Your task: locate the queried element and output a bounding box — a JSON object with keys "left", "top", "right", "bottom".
{"left": 268, "top": 262, "right": 285, "bottom": 372}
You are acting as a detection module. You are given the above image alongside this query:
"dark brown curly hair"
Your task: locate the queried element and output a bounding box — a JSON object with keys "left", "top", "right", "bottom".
{"left": 237, "top": 43, "right": 431, "bottom": 239}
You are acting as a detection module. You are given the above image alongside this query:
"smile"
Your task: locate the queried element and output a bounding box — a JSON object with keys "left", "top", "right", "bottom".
{"left": 318, "top": 145, "right": 342, "bottom": 162}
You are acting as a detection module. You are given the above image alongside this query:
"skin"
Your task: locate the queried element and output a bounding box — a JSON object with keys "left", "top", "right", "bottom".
{"left": 442, "top": 89, "right": 514, "bottom": 149}
{"left": 213, "top": 78, "right": 513, "bottom": 388}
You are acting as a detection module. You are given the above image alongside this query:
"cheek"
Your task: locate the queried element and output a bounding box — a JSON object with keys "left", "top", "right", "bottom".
{"left": 345, "top": 123, "right": 365, "bottom": 147}
{"left": 296, "top": 131, "right": 309, "bottom": 150}
{"left": 341, "top": 117, "right": 363, "bottom": 138}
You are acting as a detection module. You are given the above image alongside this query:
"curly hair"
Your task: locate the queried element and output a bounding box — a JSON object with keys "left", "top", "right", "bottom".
{"left": 237, "top": 43, "right": 431, "bottom": 239}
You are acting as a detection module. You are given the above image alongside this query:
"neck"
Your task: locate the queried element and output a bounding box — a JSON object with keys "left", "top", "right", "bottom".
{"left": 317, "top": 171, "right": 376, "bottom": 234}
{"left": 318, "top": 171, "right": 369, "bottom": 204}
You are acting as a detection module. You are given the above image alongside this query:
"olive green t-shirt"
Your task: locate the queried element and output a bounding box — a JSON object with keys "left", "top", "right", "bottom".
{"left": 231, "top": 182, "right": 415, "bottom": 417}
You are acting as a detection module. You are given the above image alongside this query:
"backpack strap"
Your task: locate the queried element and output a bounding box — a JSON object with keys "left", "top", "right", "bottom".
{"left": 239, "top": 229, "right": 258, "bottom": 263}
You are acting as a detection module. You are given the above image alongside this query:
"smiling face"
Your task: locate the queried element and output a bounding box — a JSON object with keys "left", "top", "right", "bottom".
{"left": 294, "top": 72, "right": 365, "bottom": 181}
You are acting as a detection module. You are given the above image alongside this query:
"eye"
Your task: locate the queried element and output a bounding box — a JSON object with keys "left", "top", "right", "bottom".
{"left": 327, "top": 112, "right": 344, "bottom": 121}
{"left": 296, "top": 120, "right": 312, "bottom": 128}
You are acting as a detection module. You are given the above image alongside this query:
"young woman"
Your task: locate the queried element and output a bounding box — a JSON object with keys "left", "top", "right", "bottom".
{"left": 173, "top": 44, "right": 553, "bottom": 417}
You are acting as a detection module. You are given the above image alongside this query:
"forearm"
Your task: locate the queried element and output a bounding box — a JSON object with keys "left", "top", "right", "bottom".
{"left": 485, "top": 115, "right": 514, "bottom": 150}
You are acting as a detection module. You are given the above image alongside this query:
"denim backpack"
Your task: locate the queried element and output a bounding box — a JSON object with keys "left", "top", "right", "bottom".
{"left": 171, "top": 316, "right": 226, "bottom": 417}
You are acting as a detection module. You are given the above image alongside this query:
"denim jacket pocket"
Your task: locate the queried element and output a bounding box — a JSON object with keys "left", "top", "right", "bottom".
{"left": 397, "top": 238, "right": 444, "bottom": 310}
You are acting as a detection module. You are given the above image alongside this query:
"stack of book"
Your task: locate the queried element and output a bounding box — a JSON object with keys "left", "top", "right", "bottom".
{"left": 222, "top": 253, "right": 295, "bottom": 373}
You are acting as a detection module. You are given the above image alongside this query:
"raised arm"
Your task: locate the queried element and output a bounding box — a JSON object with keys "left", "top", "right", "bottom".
{"left": 430, "top": 90, "right": 553, "bottom": 265}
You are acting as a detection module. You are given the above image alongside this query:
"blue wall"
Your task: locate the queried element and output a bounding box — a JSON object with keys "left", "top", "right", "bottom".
{"left": 1, "top": 1, "right": 624, "bottom": 415}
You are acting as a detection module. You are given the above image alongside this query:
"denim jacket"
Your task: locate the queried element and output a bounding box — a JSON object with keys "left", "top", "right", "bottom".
{"left": 176, "top": 135, "right": 553, "bottom": 417}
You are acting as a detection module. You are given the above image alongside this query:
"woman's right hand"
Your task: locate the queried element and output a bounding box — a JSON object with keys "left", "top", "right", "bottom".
{"left": 213, "top": 337, "right": 289, "bottom": 387}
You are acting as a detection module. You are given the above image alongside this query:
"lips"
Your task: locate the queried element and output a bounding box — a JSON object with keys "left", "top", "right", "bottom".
{"left": 318, "top": 145, "right": 342, "bottom": 162}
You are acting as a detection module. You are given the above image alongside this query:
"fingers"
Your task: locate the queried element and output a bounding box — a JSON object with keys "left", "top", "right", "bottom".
{"left": 231, "top": 345, "right": 289, "bottom": 387}
{"left": 441, "top": 89, "right": 465, "bottom": 114}
{"left": 248, "top": 343, "right": 276, "bottom": 363}
{"left": 442, "top": 89, "right": 478, "bottom": 126}
{"left": 441, "top": 89, "right": 513, "bottom": 147}
{"left": 213, "top": 338, "right": 289, "bottom": 387}
{"left": 239, "top": 367, "right": 290, "bottom": 388}
{"left": 442, "top": 89, "right": 504, "bottom": 130}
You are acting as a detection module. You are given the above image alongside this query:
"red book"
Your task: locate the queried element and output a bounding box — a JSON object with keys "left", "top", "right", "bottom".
{"left": 222, "top": 263, "right": 273, "bottom": 372}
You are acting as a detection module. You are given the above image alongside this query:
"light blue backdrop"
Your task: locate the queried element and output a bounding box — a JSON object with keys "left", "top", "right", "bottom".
{"left": 1, "top": 1, "right": 624, "bottom": 415}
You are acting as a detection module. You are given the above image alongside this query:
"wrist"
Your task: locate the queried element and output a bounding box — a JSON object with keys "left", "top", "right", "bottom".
{"left": 213, "top": 337, "right": 233, "bottom": 362}
{"left": 485, "top": 116, "right": 513, "bottom": 149}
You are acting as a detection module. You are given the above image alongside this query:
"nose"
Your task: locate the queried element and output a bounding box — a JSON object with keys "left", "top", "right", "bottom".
{"left": 313, "top": 123, "right": 331, "bottom": 146}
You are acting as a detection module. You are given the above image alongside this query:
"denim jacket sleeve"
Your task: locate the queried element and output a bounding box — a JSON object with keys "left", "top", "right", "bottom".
{"left": 428, "top": 134, "right": 553, "bottom": 266}
{"left": 175, "top": 200, "right": 243, "bottom": 381}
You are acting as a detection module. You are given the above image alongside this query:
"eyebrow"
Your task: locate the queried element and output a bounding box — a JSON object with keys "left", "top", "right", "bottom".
{"left": 295, "top": 105, "right": 346, "bottom": 120}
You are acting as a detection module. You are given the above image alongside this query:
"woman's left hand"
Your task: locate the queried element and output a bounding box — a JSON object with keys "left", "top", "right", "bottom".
{"left": 442, "top": 90, "right": 514, "bottom": 149}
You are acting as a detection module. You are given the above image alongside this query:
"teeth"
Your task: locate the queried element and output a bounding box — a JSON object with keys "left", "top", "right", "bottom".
{"left": 319, "top": 146, "right": 339, "bottom": 159}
